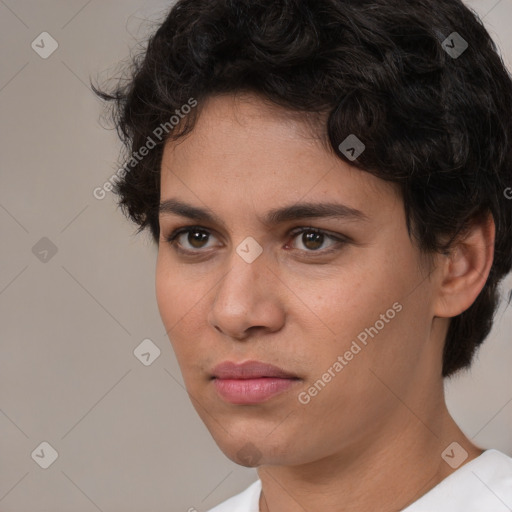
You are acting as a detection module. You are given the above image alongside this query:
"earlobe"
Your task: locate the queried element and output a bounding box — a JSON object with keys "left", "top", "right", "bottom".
{"left": 433, "top": 214, "right": 495, "bottom": 318}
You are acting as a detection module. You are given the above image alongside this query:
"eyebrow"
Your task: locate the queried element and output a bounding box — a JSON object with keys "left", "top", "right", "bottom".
{"left": 158, "top": 198, "right": 368, "bottom": 227}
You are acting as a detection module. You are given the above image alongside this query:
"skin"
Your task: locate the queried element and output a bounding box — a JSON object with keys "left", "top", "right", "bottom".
{"left": 155, "top": 92, "right": 495, "bottom": 511}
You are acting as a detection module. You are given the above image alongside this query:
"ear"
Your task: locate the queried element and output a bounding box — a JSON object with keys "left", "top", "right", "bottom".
{"left": 433, "top": 213, "right": 495, "bottom": 318}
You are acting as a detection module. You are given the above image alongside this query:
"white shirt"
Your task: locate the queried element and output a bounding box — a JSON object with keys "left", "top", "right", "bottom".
{"left": 206, "top": 449, "right": 512, "bottom": 511}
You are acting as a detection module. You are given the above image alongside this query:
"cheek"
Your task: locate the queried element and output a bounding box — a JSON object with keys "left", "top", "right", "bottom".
{"left": 156, "top": 252, "right": 201, "bottom": 320}
{"left": 156, "top": 258, "right": 192, "bottom": 345}
{"left": 155, "top": 254, "right": 213, "bottom": 363}
{"left": 286, "top": 256, "right": 404, "bottom": 343}
{"left": 288, "top": 246, "right": 426, "bottom": 381}
{"left": 155, "top": 256, "right": 177, "bottom": 325}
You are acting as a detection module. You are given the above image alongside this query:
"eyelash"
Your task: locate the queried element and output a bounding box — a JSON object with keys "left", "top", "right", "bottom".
{"left": 164, "top": 225, "right": 349, "bottom": 257}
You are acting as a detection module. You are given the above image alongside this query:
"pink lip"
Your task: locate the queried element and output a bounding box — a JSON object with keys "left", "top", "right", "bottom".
{"left": 213, "top": 378, "right": 299, "bottom": 404}
{"left": 211, "top": 360, "right": 298, "bottom": 380}
{"left": 211, "top": 360, "right": 300, "bottom": 404}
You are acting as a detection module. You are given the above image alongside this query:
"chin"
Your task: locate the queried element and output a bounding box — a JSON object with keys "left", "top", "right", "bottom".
{"left": 210, "top": 428, "right": 299, "bottom": 467}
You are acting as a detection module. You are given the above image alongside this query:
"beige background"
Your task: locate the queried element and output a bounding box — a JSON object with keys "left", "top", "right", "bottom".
{"left": 0, "top": 1, "right": 511, "bottom": 510}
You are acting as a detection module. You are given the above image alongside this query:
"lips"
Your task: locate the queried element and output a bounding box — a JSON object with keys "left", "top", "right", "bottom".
{"left": 211, "top": 360, "right": 301, "bottom": 404}
{"left": 211, "top": 360, "right": 299, "bottom": 380}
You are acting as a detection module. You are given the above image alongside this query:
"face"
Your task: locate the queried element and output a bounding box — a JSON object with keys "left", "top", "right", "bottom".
{"left": 156, "top": 93, "right": 443, "bottom": 468}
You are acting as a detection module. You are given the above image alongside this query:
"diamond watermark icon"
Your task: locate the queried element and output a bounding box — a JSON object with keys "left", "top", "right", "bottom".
{"left": 236, "top": 237, "right": 263, "bottom": 264}
{"left": 441, "top": 441, "right": 468, "bottom": 469}
{"left": 236, "top": 442, "right": 263, "bottom": 466}
{"left": 338, "top": 134, "right": 365, "bottom": 161}
{"left": 442, "top": 32, "right": 468, "bottom": 59}
{"left": 31, "top": 32, "right": 59, "bottom": 59}
{"left": 32, "top": 237, "right": 58, "bottom": 263}
{"left": 134, "top": 338, "right": 161, "bottom": 366}
{"left": 31, "top": 441, "right": 58, "bottom": 469}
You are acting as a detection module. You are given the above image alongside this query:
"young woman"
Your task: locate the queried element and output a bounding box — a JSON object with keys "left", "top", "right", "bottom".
{"left": 93, "top": 0, "right": 512, "bottom": 510}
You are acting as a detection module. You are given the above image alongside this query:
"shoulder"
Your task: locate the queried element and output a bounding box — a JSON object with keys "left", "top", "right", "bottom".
{"left": 206, "top": 479, "right": 262, "bottom": 512}
{"left": 402, "top": 449, "right": 512, "bottom": 511}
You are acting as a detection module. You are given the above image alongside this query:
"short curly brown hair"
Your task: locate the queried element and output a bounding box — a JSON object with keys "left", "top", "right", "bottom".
{"left": 92, "top": 0, "right": 512, "bottom": 377}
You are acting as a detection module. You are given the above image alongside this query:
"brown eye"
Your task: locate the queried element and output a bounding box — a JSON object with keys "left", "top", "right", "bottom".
{"left": 301, "top": 231, "right": 325, "bottom": 250}
{"left": 290, "top": 228, "right": 339, "bottom": 252}
{"left": 185, "top": 230, "right": 210, "bottom": 248}
{"left": 166, "top": 227, "right": 220, "bottom": 252}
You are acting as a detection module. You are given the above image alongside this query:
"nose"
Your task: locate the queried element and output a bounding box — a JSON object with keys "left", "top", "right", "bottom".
{"left": 207, "top": 249, "right": 286, "bottom": 340}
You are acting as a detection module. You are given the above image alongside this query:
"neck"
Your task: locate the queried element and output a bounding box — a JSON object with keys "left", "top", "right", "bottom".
{"left": 257, "top": 400, "right": 482, "bottom": 512}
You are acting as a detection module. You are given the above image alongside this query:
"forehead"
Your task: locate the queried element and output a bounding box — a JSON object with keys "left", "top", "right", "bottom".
{"left": 159, "top": 93, "right": 400, "bottom": 221}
